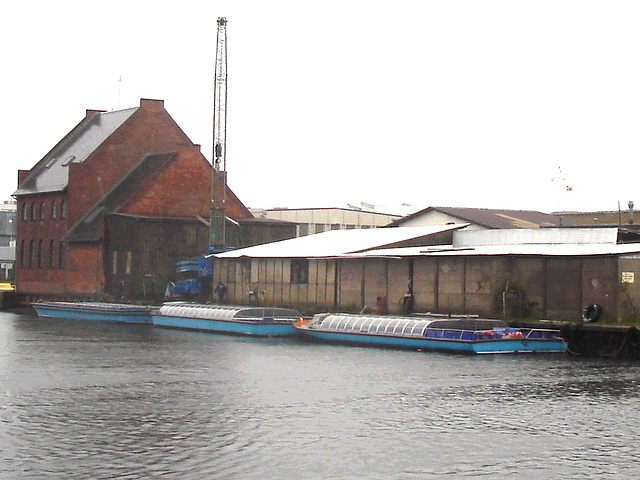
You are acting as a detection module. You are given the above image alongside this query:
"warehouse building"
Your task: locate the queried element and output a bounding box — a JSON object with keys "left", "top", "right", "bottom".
{"left": 212, "top": 226, "right": 640, "bottom": 323}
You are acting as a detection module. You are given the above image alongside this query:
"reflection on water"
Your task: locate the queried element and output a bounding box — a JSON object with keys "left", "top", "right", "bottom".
{"left": 1, "top": 310, "right": 639, "bottom": 479}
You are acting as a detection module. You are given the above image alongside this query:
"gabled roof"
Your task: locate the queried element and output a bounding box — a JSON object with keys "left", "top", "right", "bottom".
{"left": 388, "top": 206, "right": 560, "bottom": 229}
{"left": 64, "top": 152, "right": 176, "bottom": 242}
{"left": 14, "top": 108, "right": 138, "bottom": 196}
{"left": 214, "top": 224, "right": 467, "bottom": 259}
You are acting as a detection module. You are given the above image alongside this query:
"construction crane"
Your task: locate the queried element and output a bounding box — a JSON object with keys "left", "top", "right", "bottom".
{"left": 210, "top": 16, "right": 228, "bottom": 251}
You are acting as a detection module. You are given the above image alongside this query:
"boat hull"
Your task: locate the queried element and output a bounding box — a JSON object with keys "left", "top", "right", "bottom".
{"left": 33, "top": 302, "right": 152, "bottom": 324}
{"left": 151, "top": 314, "right": 297, "bottom": 337}
{"left": 296, "top": 328, "right": 566, "bottom": 354}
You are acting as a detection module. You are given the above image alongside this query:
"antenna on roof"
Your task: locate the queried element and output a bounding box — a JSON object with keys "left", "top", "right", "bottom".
{"left": 117, "top": 75, "right": 122, "bottom": 110}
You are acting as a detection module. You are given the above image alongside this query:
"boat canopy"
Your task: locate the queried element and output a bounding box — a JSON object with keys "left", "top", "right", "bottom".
{"left": 37, "top": 301, "right": 151, "bottom": 312}
{"left": 159, "top": 303, "right": 302, "bottom": 321}
{"left": 311, "top": 313, "right": 509, "bottom": 336}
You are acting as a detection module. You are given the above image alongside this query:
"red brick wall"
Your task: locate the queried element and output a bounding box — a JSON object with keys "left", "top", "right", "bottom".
{"left": 65, "top": 243, "right": 104, "bottom": 295}
{"left": 66, "top": 99, "right": 194, "bottom": 226}
{"left": 16, "top": 193, "right": 69, "bottom": 294}
{"left": 119, "top": 145, "right": 252, "bottom": 220}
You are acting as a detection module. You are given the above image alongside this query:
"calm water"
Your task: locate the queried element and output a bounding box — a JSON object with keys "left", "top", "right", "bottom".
{"left": 1, "top": 310, "right": 639, "bottom": 479}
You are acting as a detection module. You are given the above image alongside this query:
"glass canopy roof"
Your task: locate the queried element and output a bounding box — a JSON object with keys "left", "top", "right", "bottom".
{"left": 311, "top": 314, "right": 509, "bottom": 337}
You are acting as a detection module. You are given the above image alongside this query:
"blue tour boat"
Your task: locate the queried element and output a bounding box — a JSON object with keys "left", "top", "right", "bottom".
{"left": 33, "top": 301, "right": 153, "bottom": 324}
{"left": 294, "top": 313, "right": 566, "bottom": 354}
{"left": 152, "top": 302, "right": 303, "bottom": 336}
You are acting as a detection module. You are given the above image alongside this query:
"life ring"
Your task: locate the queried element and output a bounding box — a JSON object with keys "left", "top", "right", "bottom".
{"left": 582, "top": 303, "right": 603, "bottom": 323}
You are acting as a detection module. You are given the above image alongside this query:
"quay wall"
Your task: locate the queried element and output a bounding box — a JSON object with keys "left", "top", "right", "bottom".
{"left": 214, "top": 253, "right": 640, "bottom": 322}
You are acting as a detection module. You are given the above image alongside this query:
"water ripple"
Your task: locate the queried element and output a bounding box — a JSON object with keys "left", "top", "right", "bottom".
{"left": 2, "top": 314, "right": 640, "bottom": 479}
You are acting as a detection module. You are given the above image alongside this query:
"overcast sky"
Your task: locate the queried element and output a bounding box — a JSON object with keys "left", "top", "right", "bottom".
{"left": 4, "top": 1, "right": 640, "bottom": 215}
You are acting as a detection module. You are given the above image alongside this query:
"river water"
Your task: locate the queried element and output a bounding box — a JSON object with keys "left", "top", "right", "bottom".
{"left": 1, "top": 309, "right": 639, "bottom": 479}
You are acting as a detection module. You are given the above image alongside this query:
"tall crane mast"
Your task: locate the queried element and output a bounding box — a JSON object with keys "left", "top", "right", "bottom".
{"left": 210, "top": 17, "right": 228, "bottom": 251}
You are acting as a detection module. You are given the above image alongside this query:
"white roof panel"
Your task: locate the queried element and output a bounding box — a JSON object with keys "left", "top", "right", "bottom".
{"left": 342, "top": 242, "right": 640, "bottom": 258}
{"left": 454, "top": 228, "right": 619, "bottom": 247}
{"left": 214, "top": 224, "right": 466, "bottom": 259}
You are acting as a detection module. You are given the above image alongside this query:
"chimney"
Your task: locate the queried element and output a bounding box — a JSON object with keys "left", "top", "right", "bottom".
{"left": 86, "top": 109, "right": 105, "bottom": 118}
{"left": 139, "top": 98, "right": 164, "bottom": 111}
{"left": 629, "top": 201, "right": 634, "bottom": 224}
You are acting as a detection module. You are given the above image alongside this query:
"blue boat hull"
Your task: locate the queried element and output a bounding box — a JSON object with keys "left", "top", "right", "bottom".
{"left": 297, "top": 329, "right": 566, "bottom": 354}
{"left": 33, "top": 302, "right": 152, "bottom": 324}
{"left": 151, "top": 314, "right": 298, "bottom": 337}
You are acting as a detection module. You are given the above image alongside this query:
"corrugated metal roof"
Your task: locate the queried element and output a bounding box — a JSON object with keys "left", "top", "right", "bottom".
{"left": 454, "top": 227, "right": 619, "bottom": 247}
{"left": 214, "top": 226, "right": 640, "bottom": 260}
{"left": 214, "top": 224, "right": 467, "bottom": 259}
{"left": 341, "top": 242, "right": 640, "bottom": 258}
{"left": 389, "top": 206, "right": 560, "bottom": 229}
{"left": 14, "top": 108, "right": 138, "bottom": 196}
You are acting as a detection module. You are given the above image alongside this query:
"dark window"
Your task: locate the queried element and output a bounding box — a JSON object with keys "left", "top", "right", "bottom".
{"left": 22, "top": 203, "right": 27, "bottom": 221}
{"left": 39, "top": 202, "right": 45, "bottom": 220}
{"left": 241, "top": 258, "right": 251, "bottom": 283}
{"left": 60, "top": 200, "right": 67, "bottom": 219}
{"left": 29, "top": 240, "right": 34, "bottom": 268}
{"left": 37, "top": 240, "right": 43, "bottom": 268}
{"left": 290, "top": 258, "right": 309, "bottom": 284}
{"left": 19, "top": 240, "right": 25, "bottom": 268}
{"left": 31, "top": 203, "right": 37, "bottom": 221}
{"left": 59, "top": 242, "right": 65, "bottom": 269}
{"left": 49, "top": 240, "right": 55, "bottom": 268}
{"left": 51, "top": 200, "right": 57, "bottom": 219}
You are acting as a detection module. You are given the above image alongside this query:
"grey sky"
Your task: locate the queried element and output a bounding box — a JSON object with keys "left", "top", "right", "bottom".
{"left": 4, "top": 0, "right": 640, "bottom": 214}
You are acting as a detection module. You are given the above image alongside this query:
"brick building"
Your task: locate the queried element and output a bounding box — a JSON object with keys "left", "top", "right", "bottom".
{"left": 14, "top": 98, "right": 253, "bottom": 301}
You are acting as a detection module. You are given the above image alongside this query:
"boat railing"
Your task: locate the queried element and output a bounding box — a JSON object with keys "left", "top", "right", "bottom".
{"left": 424, "top": 327, "right": 561, "bottom": 341}
{"left": 521, "top": 328, "right": 562, "bottom": 340}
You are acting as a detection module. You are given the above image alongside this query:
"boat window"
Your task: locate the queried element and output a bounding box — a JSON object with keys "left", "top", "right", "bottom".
{"left": 361, "top": 318, "right": 373, "bottom": 331}
{"left": 328, "top": 317, "right": 349, "bottom": 331}
{"left": 349, "top": 318, "right": 364, "bottom": 332}
{"left": 384, "top": 320, "right": 399, "bottom": 333}
{"left": 323, "top": 316, "right": 337, "bottom": 330}
{"left": 411, "top": 322, "right": 428, "bottom": 336}
{"left": 341, "top": 316, "right": 356, "bottom": 331}
{"left": 363, "top": 318, "right": 378, "bottom": 332}
{"left": 327, "top": 316, "right": 340, "bottom": 330}
{"left": 372, "top": 318, "right": 386, "bottom": 333}
{"left": 393, "top": 321, "right": 409, "bottom": 334}
{"left": 401, "top": 321, "right": 415, "bottom": 335}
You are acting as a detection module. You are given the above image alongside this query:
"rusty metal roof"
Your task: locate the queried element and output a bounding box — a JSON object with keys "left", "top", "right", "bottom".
{"left": 388, "top": 206, "right": 561, "bottom": 229}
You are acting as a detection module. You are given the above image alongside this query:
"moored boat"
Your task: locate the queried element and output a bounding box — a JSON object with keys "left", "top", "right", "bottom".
{"left": 294, "top": 313, "right": 566, "bottom": 354}
{"left": 152, "top": 302, "right": 303, "bottom": 336}
{"left": 33, "top": 301, "right": 153, "bottom": 324}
